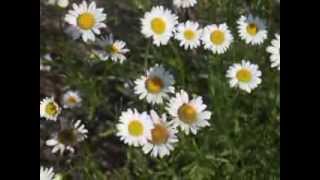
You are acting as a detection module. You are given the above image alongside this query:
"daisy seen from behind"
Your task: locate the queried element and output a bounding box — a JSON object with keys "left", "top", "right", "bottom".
{"left": 62, "top": 90, "right": 82, "bottom": 109}
{"left": 237, "top": 15, "right": 268, "bottom": 45}
{"left": 46, "top": 120, "right": 88, "bottom": 155}
{"left": 175, "top": 21, "right": 202, "bottom": 50}
{"left": 134, "top": 64, "right": 175, "bottom": 105}
{"left": 141, "top": 6, "right": 178, "bottom": 46}
{"left": 201, "top": 23, "right": 233, "bottom": 54}
{"left": 226, "top": 60, "right": 262, "bottom": 93}
{"left": 64, "top": 1, "right": 107, "bottom": 42}
{"left": 142, "top": 110, "right": 178, "bottom": 158}
{"left": 95, "top": 34, "right": 130, "bottom": 63}
{"left": 116, "top": 109, "right": 154, "bottom": 147}
{"left": 266, "top": 34, "right": 280, "bottom": 70}
{"left": 40, "top": 166, "right": 55, "bottom": 180}
{"left": 173, "top": 0, "right": 197, "bottom": 8}
{"left": 166, "top": 90, "right": 212, "bottom": 135}
{"left": 40, "top": 97, "right": 61, "bottom": 121}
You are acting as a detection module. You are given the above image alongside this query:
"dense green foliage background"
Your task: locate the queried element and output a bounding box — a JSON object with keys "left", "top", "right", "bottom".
{"left": 40, "top": 0, "right": 280, "bottom": 179}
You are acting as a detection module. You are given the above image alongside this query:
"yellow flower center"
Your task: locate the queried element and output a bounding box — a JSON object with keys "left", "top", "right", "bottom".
{"left": 128, "top": 120, "right": 144, "bottom": 137}
{"left": 67, "top": 96, "right": 78, "bottom": 105}
{"left": 58, "top": 129, "right": 77, "bottom": 145}
{"left": 77, "top": 13, "right": 96, "bottom": 30}
{"left": 145, "top": 76, "right": 164, "bottom": 94}
{"left": 183, "top": 30, "right": 196, "bottom": 40}
{"left": 236, "top": 69, "right": 252, "bottom": 82}
{"left": 210, "top": 30, "right": 225, "bottom": 45}
{"left": 45, "top": 102, "right": 59, "bottom": 116}
{"left": 151, "top": 123, "right": 169, "bottom": 145}
{"left": 105, "top": 44, "right": 119, "bottom": 54}
{"left": 246, "top": 23, "right": 258, "bottom": 36}
{"left": 178, "top": 104, "right": 197, "bottom": 124}
{"left": 151, "top": 18, "right": 166, "bottom": 35}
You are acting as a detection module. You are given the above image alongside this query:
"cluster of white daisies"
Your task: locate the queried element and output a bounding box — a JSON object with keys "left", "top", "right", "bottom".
{"left": 40, "top": 91, "right": 86, "bottom": 180}
{"left": 41, "top": 0, "right": 279, "bottom": 179}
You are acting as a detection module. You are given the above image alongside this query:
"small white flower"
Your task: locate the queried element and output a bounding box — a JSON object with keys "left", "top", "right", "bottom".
{"left": 237, "top": 15, "right": 268, "bottom": 45}
{"left": 142, "top": 110, "right": 178, "bottom": 158}
{"left": 40, "top": 166, "right": 55, "bottom": 180}
{"left": 40, "top": 97, "right": 61, "bottom": 121}
{"left": 173, "top": 0, "right": 197, "bottom": 8}
{"left": 95, "top": 34, "right": 130, "bottom": 63}
{"left": 116, "top": 109, "right": 154, "bottom": 147}
{"left": 141, "top": 6, "right": 178, "bottom": 46}
{"left": 226, "top": 60, "right": 262, "bottom": 93}
{"left": 166, "top": 90, "right": 212, "bottom": 135}
{"left": 134, "top": 64, "right": 175, "bottom": 105}
{"left": 64, "top": 1, "right": 107, "bottom": 42}
{"left": 174, "top": 21, "right": 202, "bottom": 50}
{"left": 62, "top": 90, "right": 82, "bottom": 109}
{"left": 266, "top": 34, "right": 280, "bottom": 70}
{"left": 57, "top": 0, "right": 69, "bottom": 8}
{"left": 46, "top": 120, "right": 88, "bottom": 155}
{"left": 201, "top": 23, "right": 233, "bottom": 54}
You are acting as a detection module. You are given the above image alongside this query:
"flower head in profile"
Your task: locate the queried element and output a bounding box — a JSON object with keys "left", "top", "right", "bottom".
{"left": 46, "top": 120, "right": 88, "bottom": 155}
{"left": 64, "top": 1, "right": 107, "bottom": 42}
{"left": 266, "top": 34, "right": 280, "bottom": 70}
{"left": 95, "top": 34, "right": 130, "bottom": 63}
{"left": 40, "top": 166, "right": 55, "bottom": 180}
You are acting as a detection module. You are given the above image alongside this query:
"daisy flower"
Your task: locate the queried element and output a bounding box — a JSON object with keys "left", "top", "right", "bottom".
{"left": 116, "top": 109, "right": 154, "bottom": 147}
{"left": 46, "top": 120, "right": 88, "bottom": 155}
{"left": 95, "top": 34, "right": 130, "bottom": 63}
{"left": 226, "top": 60, "right": 262, "bottom": 93}
{"left": 174, "top": 21, "right": 202, "bottom": 50}
{"left": 237, "top": 15, "right": 268, "bottom": 45}
{"left": 40, "top": 97, "right": 61, "bottom": 121}
{"left": 57, "top": 0, "right": 69, "bottom": 8}
{"left": 64, "top": 1, "right": 107, "bottom": 42}
{"left": 141, "top": 6, "right": 178, "bottom": 46}
{"left": 173, "top": 0, "right": 197, "bottom": 8}
{"left": 40, "top": 166, "right": 55, "bottom": 180}
{"left": 201, "top": 23, "right": 233, "bottom": 54}
{"left": 134, "top": 64, "right": 175, "bottom": 105}
{"left": 266, "top": 34, "right": 280, "bottom": 70}
{"left": 142, "top": 110, "right": 178, "bottom": 158}
{"left": 62, "top": 90, "right": 82, "bottom": 109}
{"left": 166, "top": 90, "right": 212, "bottom": 135}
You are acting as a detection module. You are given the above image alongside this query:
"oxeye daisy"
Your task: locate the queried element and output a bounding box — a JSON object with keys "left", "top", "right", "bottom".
{"left": 134, "top": 64, "right": 175, "bottom": 105}
{"left": 95, "top": 34, "right": 130, "bottom": 63}
{"left": 141, "top": 6, "right": 178, "bottom": 46}
{"left": 40, "top": 97, "right": 61, "bottom": 121}
{"left": 46, "top": 120, "right": 88, "bottom": 155}
{"left": 266, "top": 34, "right": 280, "bottom": 70}
{"left": 237, "top": 15, "right": 268, "bottom": 45}
{"left": 173, "top": 0, "right": 197, "bottom": 8}
{"left": 226, "top": 60, "right": 262, "bottom": 93}
{"left": 116, "top": 109, "right": 154, "bottom": 147}
{"left": 174, "top": 21, "right": 202, "bottom": 50}
{"left": 142, "top": 110, "right": 178, "bottom": 158}
{"left": 40, "top": 166, "right": 55, "bottom": 180}
{"left": 166, "top": 90, "right": 212, "bottom": 135}
{"left": 64, "top": 1, "right": 107, "bottom": 42}
{"left": 62, "top": 90, "right": 82, "bottom": 109}
{"left": 201, "top": 23, "right": 233, "bottom": 54}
